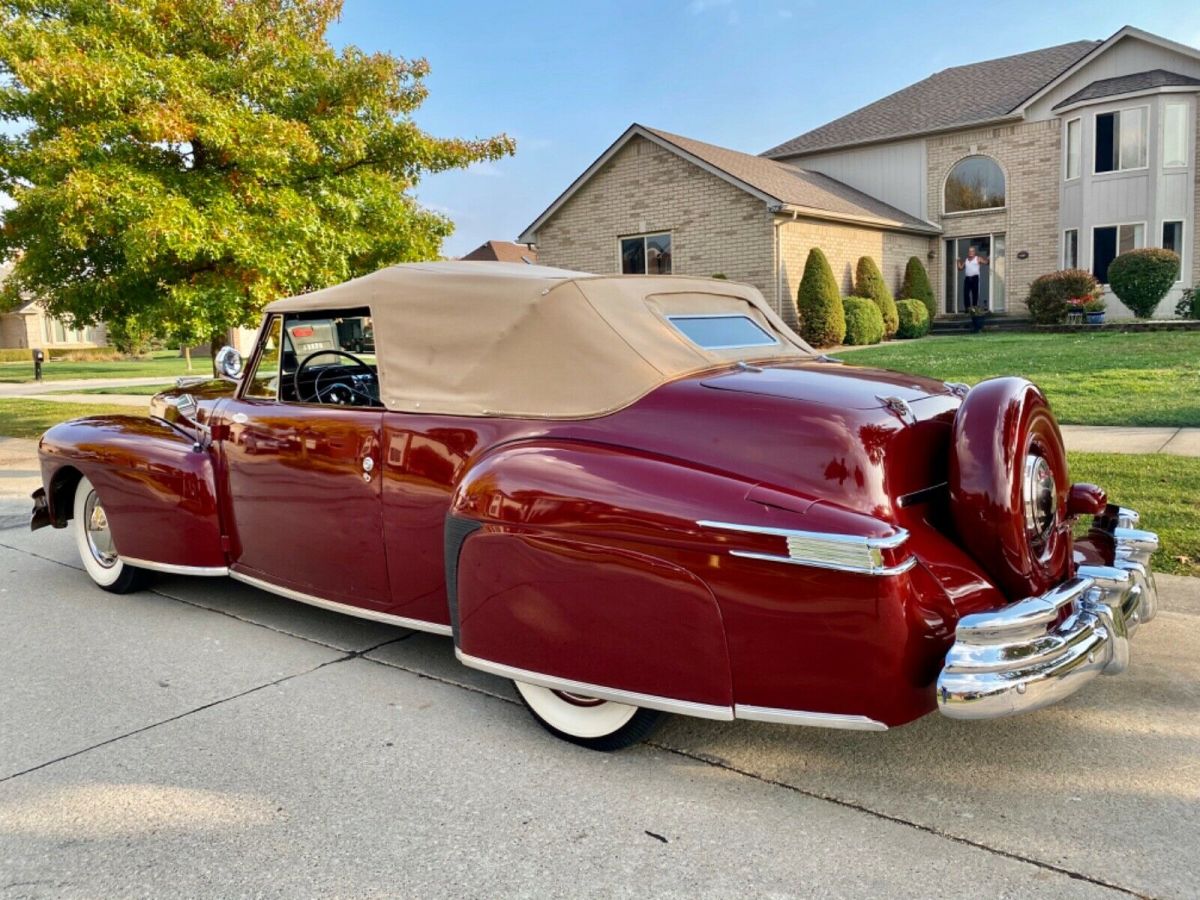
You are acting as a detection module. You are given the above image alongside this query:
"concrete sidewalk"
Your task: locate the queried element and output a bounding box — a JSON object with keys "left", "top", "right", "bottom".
{"left": 0, "top": 375, "right": 175, "bottom": 397}
{"left": 1060, "top": 425, "right": 1200, "bottom": 456}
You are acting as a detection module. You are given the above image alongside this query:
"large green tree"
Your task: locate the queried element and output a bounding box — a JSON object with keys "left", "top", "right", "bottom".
{"left": 0, "top": 0, "right": 513, "bottom": 354}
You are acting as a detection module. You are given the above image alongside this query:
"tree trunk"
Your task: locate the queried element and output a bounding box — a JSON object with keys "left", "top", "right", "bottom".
{"left": 183, "top": 345, "right": 193, "bottom": 372}
{"left": 209, "top": 329, "right": 227, "bottom": 377}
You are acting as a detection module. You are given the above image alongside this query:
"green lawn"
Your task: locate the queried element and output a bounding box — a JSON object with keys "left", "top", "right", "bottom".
{"left": 1069, "top": 452, "right": 1199, "bottom": 577}
{"left": 0, "top": 398, "right": 142, "bottom": 439}
{"left": 0, "top": 353, "right": 208, "bottom": 384}
{"left": 838, "top": 331, "right": 1200, "bottom": 427}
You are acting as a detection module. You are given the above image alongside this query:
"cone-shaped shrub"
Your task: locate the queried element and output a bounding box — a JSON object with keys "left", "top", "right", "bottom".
{"left": 796, "top": 247, "right": 846, "bottom": 347}
{"left": 853, "top": 256, "right": 899, "bottom": 338}
{"left": 842, "top": 296, "right": 885, "bottom": 345}
{"left": 900, "top": 256, "right": 935, "bottom": 322}
{"left": 895, "top": 299, "right": 930, "bottom": 338}
{"left": 1108, "top": 249, "right": 1180, "bottom": 318}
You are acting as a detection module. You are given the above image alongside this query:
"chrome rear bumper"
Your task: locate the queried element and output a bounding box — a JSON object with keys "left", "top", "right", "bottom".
{"left": 937, "top": 507, "right": 1157, "bottom": 720}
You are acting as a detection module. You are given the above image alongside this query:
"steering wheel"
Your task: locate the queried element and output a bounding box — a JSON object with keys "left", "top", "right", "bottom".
{"left": 293, "top": 349, "right": 376, "bottom": 405}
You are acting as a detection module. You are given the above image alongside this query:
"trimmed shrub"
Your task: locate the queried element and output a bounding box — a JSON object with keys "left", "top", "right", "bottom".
{"left": 895, "top": 299, "right": 930, "bottom": 338}
{"left": 1108, "top": 249, "right": 1180, "bottom": 318}
{"left": 1027, "top": 269, "right": 1100, "bottom": 324}
{"left": 842, "top": 296, "right": 885, "bottom": 345}
{"left": 900, "top": 256, "right": 936, "bottom": 322}
{"left": 795, "top": 247, "right": 846, "bottom": 347}
{"left": 852, "top": 256, "right": 898, "bottom": 338}
{"left": 1176, "top": 287, "right": 1199, "bottom": 320}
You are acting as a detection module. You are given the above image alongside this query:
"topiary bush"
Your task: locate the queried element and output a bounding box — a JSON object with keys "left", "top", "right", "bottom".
{"left": 852, "top": 256, "right": 898, "bottom": 338}
{"left": 1108, "top": 249, "right": 1180, "bottom": 318}
{"left": 900, "top": 256, "right": 935, "bottom": 322}
{"left": 795, "top": 247, "right": 846, "bottom": 347}
{"left": 895, "top": 299, "right": 930, "bottom": 338}
{"left": 842, "top": 296, "right": 885, "bottom": 345}
{"left": 1027, "top": 269, "right": 1100, "bottom": 324}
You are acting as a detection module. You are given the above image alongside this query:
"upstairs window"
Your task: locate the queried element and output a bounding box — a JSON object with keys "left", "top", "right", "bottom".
{"left": 1095, "top": 108, "right": 1147, "bottom": 173}
{"left": 943, "top": 156, "right": 1005, "bottom": 213}
{"left": 1065, "top": 118, "right": 1081, "bottom": 180}
{"left": 621, "top": 233, "right": 672, "bottom": 274}
{"left": 1164, "top": 100, "right": 1189, "bottom": 169}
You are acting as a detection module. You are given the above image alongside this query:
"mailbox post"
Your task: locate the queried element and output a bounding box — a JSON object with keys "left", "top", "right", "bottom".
{"left": 32, "top": 348, "right": 44, "bottom": 381}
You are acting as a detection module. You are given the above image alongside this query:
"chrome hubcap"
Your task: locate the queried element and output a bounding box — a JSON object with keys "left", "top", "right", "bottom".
{"left": 84, "top": 491, "right": 117, "bottom": 568}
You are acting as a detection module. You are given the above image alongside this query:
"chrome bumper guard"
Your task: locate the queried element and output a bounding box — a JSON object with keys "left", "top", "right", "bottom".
{"left": 937, "top": 507, "right": 1158, "bottom": 720}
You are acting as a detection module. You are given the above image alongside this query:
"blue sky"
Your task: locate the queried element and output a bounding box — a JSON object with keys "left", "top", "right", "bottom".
{"left": 329, "top": 1, "right": 1200, "bottom": 257}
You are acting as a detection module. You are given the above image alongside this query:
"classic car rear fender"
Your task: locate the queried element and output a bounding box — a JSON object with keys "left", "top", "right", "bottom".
{"left": 446, "top": 439, "right": 941, "bottom": 718}
{"left": 38, "top": 415, "right": 226, "bottom": 571}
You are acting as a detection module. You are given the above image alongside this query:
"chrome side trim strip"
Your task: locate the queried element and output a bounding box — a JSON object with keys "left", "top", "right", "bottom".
{"left": 454, "top": 650, "right": 735, "bottom": 721}
{"left": 229, "top": 571, "right": 453, "bottom": 636}
{"left": 734, "top": 705, "right": 888, "bottom": 731}
{"left": 697, "top": 520, "right": 909, "bottom": 549}
{"left": 729, "top": 550, "right": 918, "bottom": 577}
{"left": 698, "top": 519, "right": 913, "bottom": 576}
{"left": 122, "top": 557, "right": 229, "bottom": 577}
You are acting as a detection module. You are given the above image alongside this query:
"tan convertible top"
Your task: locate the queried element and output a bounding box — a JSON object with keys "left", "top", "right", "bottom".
{"left": 266, "top": 261, "right": 812, "bottom": 418}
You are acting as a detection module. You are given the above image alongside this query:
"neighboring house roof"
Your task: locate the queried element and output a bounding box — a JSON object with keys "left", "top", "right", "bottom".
{"left": 519, "top": 124, "right": 939, "bottom": 243}
{"left": 1053, "top": 69, "right": 1200, "bottom": 109}
{"left": 763, "top": 40, "right": 1099, "bottom": 158}
{"left": 461, "top": 240, "right": 537, "bottom": 263}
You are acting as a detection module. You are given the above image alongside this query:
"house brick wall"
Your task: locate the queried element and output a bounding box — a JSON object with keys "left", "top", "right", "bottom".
{"left": 778, "top": 218, "right": 932, "bottom": 322}
{"left": 926, "top": 119, "right": 1062, "bottom": 315}
{"left": 534, "top": 136, "right": 777, "bottom": 309}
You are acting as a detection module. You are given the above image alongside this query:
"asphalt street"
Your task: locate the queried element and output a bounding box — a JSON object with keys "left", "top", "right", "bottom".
{"left": 1, "top": 439, "right": 1198, "bottom": 898}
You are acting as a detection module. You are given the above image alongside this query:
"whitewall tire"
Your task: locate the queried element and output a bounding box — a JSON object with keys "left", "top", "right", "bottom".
{"left": 72, "top": 476, "right": 148, "bottom": 594}
{"left": 513, "top": 681, "right": 663, "bottom": 751}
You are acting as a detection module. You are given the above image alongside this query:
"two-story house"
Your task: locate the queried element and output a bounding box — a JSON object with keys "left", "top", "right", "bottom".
{"left": 522, "top": 26, "right": 1198, "bottom": 322}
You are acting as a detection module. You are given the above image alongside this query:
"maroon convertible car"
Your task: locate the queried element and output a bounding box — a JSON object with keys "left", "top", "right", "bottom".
{"left": 31, "top": 262, "right": 1159, "bottom": 750}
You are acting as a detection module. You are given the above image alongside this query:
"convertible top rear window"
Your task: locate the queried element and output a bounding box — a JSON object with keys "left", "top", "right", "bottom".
{"left": 667, "top": 314, "right": 779, "bottom": 350}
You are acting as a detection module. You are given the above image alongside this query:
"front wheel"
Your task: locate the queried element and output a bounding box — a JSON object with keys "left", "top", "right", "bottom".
{"left": 72, "top": 476, "right": 150, "bottom": 594}
{"left": 513, "top": 681, "right": 663, "bottom": 751}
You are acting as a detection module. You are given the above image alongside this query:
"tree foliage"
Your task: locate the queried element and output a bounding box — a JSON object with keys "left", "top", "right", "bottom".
{"left": 0, "top": 0, "right": 514, "bottom": 351}
{"left": 852, "top": 255, "right": 898, "bottom": 338}
{"left": 795, "top": 247, "right": 845, "bottom": 348}
{"left": 900, "top": 256, "right": 935, "bottom": 322}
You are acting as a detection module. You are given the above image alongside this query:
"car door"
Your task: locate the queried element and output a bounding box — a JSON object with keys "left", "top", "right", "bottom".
{"left": 219, "top": 313, "right": 391, "bottom": 610}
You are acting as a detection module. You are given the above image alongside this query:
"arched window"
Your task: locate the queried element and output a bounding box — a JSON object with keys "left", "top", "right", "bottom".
{"left": 944, "top": 156, "right": 1005, "bottom": 213}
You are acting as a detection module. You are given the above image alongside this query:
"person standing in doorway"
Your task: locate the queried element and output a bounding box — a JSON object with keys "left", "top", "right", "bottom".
{"left": 957, "top": 246, "right": 990, "bottom": 310}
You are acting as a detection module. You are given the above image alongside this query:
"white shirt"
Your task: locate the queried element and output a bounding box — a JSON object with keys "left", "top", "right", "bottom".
{"left": 963, "top": 257, "right": 981, "bottom": 277}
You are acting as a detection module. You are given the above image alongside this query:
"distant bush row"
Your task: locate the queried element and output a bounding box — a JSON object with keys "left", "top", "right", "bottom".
{"left": 794, "top": 249, "right": 932, "bottom": 347}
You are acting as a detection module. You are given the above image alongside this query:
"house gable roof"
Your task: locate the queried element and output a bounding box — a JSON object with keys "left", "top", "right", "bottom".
{"left": 1052, "top": 69, "right": 1200, "bottom": 110}
{"left": 762, "top": 40, "right": 1098, "bottom": 158}
{"left": 461, "top": 240, "right": 537, "bottom": 263}
{"left": 518, "top": 124, "right": 938, "bottom": 244}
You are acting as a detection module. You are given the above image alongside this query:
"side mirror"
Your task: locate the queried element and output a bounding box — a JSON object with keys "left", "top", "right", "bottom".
{"left": 215, "top": 345, "right": 244, "bottom": 380}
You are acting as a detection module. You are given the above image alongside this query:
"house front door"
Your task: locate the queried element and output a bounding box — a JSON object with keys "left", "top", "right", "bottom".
{"left": 944, "top": 235, "right": 1005, "bottom": 313}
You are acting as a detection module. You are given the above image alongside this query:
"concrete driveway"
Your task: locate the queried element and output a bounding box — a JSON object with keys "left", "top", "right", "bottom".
{"left": 0, "top": 449, "right": 1197, "bottom": 897}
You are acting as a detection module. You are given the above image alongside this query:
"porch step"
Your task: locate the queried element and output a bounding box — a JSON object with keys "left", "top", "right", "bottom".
{"left": 931, "top": 315, "right": 1034, "bottom": 335}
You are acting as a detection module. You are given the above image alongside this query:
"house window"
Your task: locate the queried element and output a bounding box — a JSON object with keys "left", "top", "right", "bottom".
{"left": 1064, "top": 229, "right": 1079, "bottom": 269}
{"left": 1065, "top": 118, "right": 1081, "bottom": 180}
{"left": 943, "top": 156, "right": 1005, "bottom": 213}
{"left": 1095, "top": 108, "right": 1148, "bottom": 173}
{"left": 620, "top": 233, "right": 672, "bottom": 274}
{"left": 1092, "top": 223, "right": 1144, "bottom": 284}
{"left": 1163, "top": 220, "right": 1184, "bottom": 279}
{"left": 1164, "top": 101, "right": 1189, "bottom": 169}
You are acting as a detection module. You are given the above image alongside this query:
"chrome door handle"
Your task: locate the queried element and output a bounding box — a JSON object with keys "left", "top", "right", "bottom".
{"left": 361, "top": 455, "right": 375, "bottom": 481}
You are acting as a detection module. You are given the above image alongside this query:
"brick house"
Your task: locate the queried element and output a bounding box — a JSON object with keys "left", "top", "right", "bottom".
{"left": 523, "top": 26, "right": 1199, "bottom": 321}
{"left": 0, "top": 266, "right": 109, "bottom": 350}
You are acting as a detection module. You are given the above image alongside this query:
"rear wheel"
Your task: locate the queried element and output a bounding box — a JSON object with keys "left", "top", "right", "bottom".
{"left": 72, "top": 476, "right": 150, "bottom": 594}
{"left": 513, "top": 681, "right": 663, "bottom": 751}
